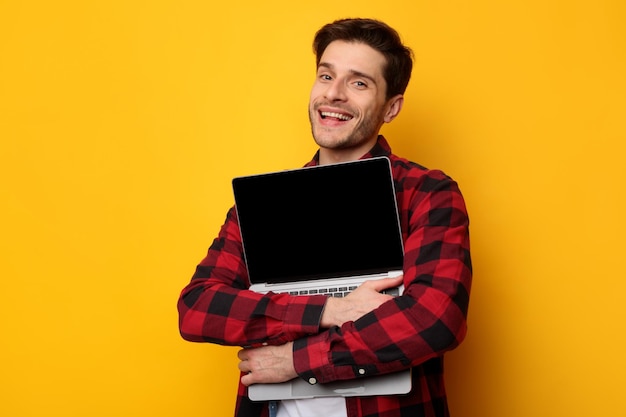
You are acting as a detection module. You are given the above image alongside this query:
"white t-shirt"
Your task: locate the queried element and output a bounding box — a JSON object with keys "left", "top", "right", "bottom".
{"left": 277, "top": 398, "right": 347, "bottom": 417}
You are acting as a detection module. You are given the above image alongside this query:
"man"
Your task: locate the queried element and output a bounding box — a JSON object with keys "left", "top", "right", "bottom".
{"left": 178, "top": 18, "right": 472, "bottom": 417}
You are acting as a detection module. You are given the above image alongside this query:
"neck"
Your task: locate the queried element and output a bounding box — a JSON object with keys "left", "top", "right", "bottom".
{"left": 318, "top": 137, "right": 379, "bottom": 165}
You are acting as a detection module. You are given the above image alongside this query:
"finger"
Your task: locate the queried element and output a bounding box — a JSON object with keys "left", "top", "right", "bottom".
{"left": 238, "top": 359, "right": 251, "bottom": 373}
{"left": 390, "top": 274, "right": 404, "bottom": 285}
{"left": 237, "top": 348, "right": 249, "bottom": 360}
{"left": 366, "top": 275, "right": 404, "bottom": 292}
{"left": 241, "top": 371, "right": 256, "bottom": 386}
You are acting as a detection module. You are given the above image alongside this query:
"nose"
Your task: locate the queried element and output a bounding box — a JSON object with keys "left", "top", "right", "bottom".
{"left": 324, "top": 79, "right": 347, "bottom": 102}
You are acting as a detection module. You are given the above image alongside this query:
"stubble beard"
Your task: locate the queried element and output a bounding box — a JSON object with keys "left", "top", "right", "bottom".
{"left": 308, "top": 104, "right": 382, "bottom": 151}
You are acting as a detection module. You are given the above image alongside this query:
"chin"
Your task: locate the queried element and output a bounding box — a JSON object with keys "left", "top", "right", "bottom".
{"left": 313, "top": 135, "right": 349, "bottom": 150}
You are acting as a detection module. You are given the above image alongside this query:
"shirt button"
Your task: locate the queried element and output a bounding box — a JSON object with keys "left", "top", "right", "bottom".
{"left": 308, "top": 377, "right": 317, "bottom": 385}
{"left": 358, "top": 368, "right": 366, "bottom": 375}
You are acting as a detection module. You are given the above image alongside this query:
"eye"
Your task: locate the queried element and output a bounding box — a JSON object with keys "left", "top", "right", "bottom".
{"left": 320, "top": 74, "right": 332, "bottom": 81}
{"left": 353, "top": 80, "right": 368, "bottom": 88}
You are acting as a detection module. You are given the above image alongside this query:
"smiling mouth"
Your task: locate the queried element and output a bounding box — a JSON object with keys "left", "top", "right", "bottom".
{"left": 320, "top": 111, "right": 353, "bottom": 121}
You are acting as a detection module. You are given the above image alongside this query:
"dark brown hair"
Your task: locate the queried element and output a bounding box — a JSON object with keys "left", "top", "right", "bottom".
{"left": 313, "top": 18, "right": 414, "bottom": 99}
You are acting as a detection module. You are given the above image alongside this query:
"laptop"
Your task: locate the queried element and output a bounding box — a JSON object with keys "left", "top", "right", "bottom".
{"left": 232, "top": 156, "right": 412, "bottom": 401}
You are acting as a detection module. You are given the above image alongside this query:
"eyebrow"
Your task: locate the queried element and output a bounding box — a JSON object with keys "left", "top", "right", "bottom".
{"left": 317, "top": 62, "right": 378, "bottom": 86}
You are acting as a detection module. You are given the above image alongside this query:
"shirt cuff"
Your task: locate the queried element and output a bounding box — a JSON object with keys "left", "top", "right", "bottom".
{"left": 292, "top": 329, "right": 363, "bottom": 384}
{"left": 282, "top": 294, "right": 327, "bottom": 340}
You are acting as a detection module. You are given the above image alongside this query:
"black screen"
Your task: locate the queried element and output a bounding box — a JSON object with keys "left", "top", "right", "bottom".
{"left": 232, "top": 157, "right": 404, "bottom": 284}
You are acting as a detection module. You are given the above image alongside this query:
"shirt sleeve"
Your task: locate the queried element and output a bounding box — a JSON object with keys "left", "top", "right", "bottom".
{"left": 177, "top": 206, "right": 328, "bottom": 347}
{"left": 292, "top": 170, "right": 472, "bottom": 383}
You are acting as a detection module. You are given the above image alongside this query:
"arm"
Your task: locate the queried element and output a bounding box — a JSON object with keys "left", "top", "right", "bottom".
{"left": 291, "top": 171, "right": 472, "bottom": 383}
{"left": 177, "top": 207, "right": 328, "bottom": 347}
{"left": 235, "top": 276, "right": 403, "bottom": 386}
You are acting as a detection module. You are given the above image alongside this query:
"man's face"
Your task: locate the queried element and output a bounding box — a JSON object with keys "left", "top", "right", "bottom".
{"left": 309, "top": 40, "right": 400, "bottom": 161}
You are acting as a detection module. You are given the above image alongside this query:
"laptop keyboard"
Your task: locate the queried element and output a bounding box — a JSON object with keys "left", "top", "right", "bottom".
{"left": 280, "top": 286, "right": 400, "bottom": 298}
{"left": 283, "top": 286, "right": 358, "bottom": 298}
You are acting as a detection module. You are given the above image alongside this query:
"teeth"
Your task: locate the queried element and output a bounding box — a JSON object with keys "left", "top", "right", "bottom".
{"left": 321, "top": 111, "right": 352, "bottom": 121}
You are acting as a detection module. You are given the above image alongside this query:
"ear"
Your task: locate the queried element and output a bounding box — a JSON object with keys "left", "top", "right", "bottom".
{"left": 383, "top": 94, "right": 404, "bottom": 123}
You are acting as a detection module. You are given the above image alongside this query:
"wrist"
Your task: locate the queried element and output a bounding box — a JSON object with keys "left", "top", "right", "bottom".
{"left": 320, "top": 297, "right": 340, "bottom": 328}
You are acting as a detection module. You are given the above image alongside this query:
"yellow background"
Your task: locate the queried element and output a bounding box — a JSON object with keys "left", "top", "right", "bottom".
{"left": 1, "top": 1, "right": 625, "bottom": 416}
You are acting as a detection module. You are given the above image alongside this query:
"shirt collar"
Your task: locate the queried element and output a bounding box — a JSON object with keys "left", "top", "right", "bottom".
{"left": 307, "top": 135, "right": 392, "bottom": 166}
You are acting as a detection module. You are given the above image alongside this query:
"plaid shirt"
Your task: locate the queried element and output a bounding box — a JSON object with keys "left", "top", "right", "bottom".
{"left": 178, "top": 136, "right": 472, "bottom": 417}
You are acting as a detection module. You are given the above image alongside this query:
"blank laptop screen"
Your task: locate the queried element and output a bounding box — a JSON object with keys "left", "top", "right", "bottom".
{"left": 232, "top": 157, "right": 404, "bottom": 285}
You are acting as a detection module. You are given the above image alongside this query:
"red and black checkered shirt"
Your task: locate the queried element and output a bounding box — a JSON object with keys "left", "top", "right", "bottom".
{"left": 178, "top": 136, "right": 472, "bottom": 417}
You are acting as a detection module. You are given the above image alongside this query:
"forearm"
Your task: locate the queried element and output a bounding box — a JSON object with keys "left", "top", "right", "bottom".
{"left": 178, "top": 207, "right": 328, "bottom": 346}
{"left": 179, "top": 279, "right": 327, "bottom": 346}
{"left": 293, "top": 178, "right": 472, "bottom": 383}
{"left": 293, "top": 284, "right": 469, "bottom": 384}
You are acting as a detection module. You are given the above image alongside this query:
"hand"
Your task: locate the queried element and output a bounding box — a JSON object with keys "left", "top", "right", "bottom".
{"left": 237, "top": 342, "right": 297, "bottom": 386}
{"left": 320, "top": 274, "right": 403, "bottom": 328}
